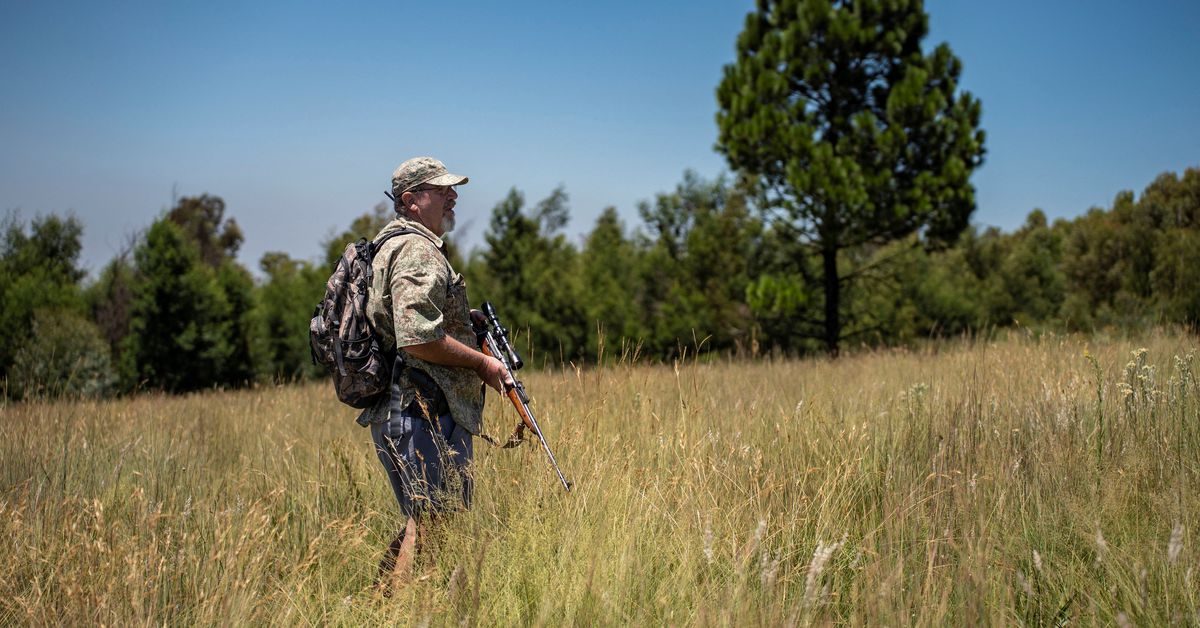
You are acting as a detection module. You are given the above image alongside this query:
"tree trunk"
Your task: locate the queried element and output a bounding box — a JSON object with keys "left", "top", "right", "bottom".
{"left": 823, "top": 246, "right": 840, "bottom": 357}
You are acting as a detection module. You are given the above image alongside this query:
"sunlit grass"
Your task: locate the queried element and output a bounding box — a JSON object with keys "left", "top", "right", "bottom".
{"left": 1, "top": 330, "right": 1197, "bottom": 625}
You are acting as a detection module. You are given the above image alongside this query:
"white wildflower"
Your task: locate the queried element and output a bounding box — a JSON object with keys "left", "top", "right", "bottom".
{"left": 1032, "top": 549, "right": 1043, "bottom": 574}
{"left": 1016, "top": 570, "right": 1033, "bottom": 598}
{"left": 1139, "top": 567, "right": 1148, "bottom": 606}
{"left": 739, "top": 518, "right": 767, "bottom": 566}
{"left": 703, "top": 517, "right": 715, "bottom": 565}
{"left": 1168, "top": 522, "right": 1184, "bottom": 565}
{"left": 1095, "top": 528, "right": 1108, "bottom": 565}
{"left": 760, "top": 550, "right": 781, "bottom": 587}
{"left": 448, "top": 564, "right": 468, "bottom": 599}
{"left": 804, "top": 534, "right": 846, "bottom": 607}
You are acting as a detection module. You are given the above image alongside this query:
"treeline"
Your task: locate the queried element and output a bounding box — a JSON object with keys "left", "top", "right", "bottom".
{"left": 2, "top": 166, "right": 1197, "bottom": 399}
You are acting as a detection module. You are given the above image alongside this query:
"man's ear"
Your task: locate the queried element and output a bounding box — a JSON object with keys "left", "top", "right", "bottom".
{"left": 400, "top": 191, "right": 416, "bottom": 210}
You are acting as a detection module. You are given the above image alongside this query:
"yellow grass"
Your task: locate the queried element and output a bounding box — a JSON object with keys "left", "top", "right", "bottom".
{"left": 1, "top": 330, "right": 1197, "bottom": 625}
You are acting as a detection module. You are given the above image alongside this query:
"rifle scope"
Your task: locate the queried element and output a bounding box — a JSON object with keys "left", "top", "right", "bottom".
{"left": 481, "top": 301, "right": 524, "bottom": 371}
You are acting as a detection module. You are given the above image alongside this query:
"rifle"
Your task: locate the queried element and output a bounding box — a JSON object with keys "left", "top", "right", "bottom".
{"left": 472, "top": 302, "right": 572, "bottom": 492}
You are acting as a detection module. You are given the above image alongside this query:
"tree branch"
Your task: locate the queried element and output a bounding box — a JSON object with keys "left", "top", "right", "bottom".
{"left": 836, "top": 239, "right": 920, "bottom": 284}
{"left": 840, "top": 323, "right": 891, "bottom": 342}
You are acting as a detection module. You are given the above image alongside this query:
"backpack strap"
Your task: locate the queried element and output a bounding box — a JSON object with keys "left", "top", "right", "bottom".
{"left": 370, "top": 227, "right": 445, "bottom": 258}
{"left": 365, "top": 227, "right": 446, "bottom": 289}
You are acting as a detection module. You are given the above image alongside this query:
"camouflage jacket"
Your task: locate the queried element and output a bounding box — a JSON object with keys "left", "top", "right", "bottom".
{"left": 356, "top": 217, "right": 485, "bottom": 434}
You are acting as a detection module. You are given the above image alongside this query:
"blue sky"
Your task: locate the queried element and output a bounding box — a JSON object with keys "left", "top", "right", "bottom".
{"left": 2, "top": 1, "right": 1198, "bottom": 276}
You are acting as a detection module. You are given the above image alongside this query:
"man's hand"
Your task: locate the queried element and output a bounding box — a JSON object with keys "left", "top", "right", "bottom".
{"left": 476, "top": 354, "right": 514, "bottom": 393}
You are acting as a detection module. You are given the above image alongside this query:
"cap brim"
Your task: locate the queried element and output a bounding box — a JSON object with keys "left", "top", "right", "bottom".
{"left": 426, "top": 173, "right": 468, "bottom": 186}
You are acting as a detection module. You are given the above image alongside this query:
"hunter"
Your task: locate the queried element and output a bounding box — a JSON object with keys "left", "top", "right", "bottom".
{"left": 360, "top": 156, "right": 511, "bottom": 592}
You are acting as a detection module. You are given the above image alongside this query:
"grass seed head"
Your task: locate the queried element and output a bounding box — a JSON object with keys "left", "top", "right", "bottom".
{"left": 1168, "top": 522, "right": 1184, "bottom": 565}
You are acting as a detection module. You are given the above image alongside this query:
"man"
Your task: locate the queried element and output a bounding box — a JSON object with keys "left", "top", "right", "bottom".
{"left": 359, "top": 156, "right": 511, "bottom": 592}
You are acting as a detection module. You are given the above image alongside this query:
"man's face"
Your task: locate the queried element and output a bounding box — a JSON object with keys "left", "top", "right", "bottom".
{"left": 404, "top": 184, "right": 459, "bottom": 236}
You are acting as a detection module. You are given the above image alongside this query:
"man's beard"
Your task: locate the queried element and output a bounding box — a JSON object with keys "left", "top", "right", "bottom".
{"left": 441, "top": 211, "right": 455, "bottom": 234}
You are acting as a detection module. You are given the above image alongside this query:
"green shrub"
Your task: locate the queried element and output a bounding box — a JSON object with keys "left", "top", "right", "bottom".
{"left": 9, "top": 308, "right": 116, "bottom": 399}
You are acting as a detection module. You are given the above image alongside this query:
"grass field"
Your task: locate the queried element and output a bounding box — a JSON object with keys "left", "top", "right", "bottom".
{"left": 2, "top": 330, "right": 1197, "bottom": 625}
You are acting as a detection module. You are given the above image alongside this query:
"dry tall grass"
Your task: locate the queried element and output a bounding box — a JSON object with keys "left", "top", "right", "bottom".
{"left": 1, "top": 330, "right": 1197, "bottom": 625}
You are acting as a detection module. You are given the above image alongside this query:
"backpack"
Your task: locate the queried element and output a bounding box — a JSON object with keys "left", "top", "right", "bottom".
{"left": 309, "top": 228, "right": 422, "bottom": 408}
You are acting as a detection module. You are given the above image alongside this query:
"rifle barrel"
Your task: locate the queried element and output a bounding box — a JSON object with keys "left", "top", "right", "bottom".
{"left": 509, "top": 389, "right": 571, "bottom": 492}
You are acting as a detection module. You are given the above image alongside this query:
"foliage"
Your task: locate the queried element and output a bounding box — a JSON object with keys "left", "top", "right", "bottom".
{"left": 167, "top": 194, "right": 244, "bottom": 268}
{"left": 257, "top": 251, "right": 327, "bottom": 381}
{"left": 0, "top": 212, "right": 88, "bottom": 386}
{"left": 463, "top": 174, "right": 763, "bottom": 364}
{"left": 113, "top": 195, "right": 269, "bottom": 392}
{"left": 1061, "top": 199, "right": 1151, "bottom": 328}
{"left": 216, "top": 259, "right": 260, "bottom": 386}
{"left": 467, "top": 187, "right": 585, "bottom": 364}
{"left": 5, "top": 160, "right": 1199, "bottom": 399}
{"left": 716, "top": 0, "right": 986, "bottom": 353}
{"left": 1151, "top": 229, "right": 1200, "bottom": 325}
{"left": 902, "top": 236, "right": 986, "bottom": 336}
{"left": 9, "top": 308, "right": 116, "bottom": 400}
{"left": 744, "top": 221, "right": 824, "bottom": 352}
{"left": 635, "top": 172, "right": 761, "bottom": 358}
{"left": 1062, "top": 169, "right": 1200, "bottom": 330}
{"left": 579, "top": 207, "right": 644, "bottom": 360}
{"left": 86, "top": 253, "right": 137, "bottom": 367}
{"left": 122, "top": 219, "right": 234, "bottom": 392}
{"left": 986, "top": 210, "right": 1067, "bottom": 326}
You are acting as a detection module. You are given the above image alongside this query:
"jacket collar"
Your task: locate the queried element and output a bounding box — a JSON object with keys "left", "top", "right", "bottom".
{"left": 382, "top": 214, "right": 444, "bottom": 250}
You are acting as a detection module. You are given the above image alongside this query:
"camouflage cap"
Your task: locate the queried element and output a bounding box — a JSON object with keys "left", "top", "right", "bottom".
{"left": 391, "top": 157, "right": 469, "bottom": 196}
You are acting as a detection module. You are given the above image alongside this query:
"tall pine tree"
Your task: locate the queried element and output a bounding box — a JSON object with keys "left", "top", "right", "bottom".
{"left": 717, "top": 0, "right": 985, "bottom": 354}
{"left": 468, "top": 187, "right": 584, "bottom": 364}
{"left": 122, "top": 219, "right": 233, "bottom": 392}
{"left": 580, "top": 207, "right": 644, "bottom": 360}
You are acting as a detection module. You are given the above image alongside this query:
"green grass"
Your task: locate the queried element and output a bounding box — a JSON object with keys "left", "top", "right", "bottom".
{"left": 1, "top": 330, "right": 1197, "bottom": 625}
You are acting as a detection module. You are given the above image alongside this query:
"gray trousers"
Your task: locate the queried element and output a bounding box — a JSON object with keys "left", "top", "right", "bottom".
{"left": 370, "top": 387, "right": 473, "bottom": 518}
